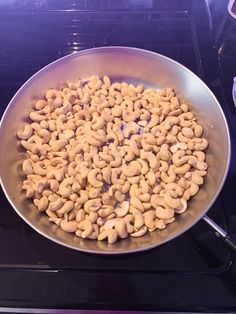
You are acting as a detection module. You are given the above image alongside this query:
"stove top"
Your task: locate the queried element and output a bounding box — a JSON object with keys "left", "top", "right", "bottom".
{"left": 0, "top": 0, "right": 235, "bottom": 312}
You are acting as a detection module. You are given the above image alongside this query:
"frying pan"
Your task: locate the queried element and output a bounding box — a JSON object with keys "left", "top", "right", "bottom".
{"left": 0, "top": 47, "right": 235, "bottom": 254}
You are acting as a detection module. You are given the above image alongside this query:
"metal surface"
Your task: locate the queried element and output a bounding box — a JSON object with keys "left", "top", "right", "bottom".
{"left": 203, "top": 215, "right": 228, "bottom": 237}
{"left": 228, "top": 0, "right": 236, "bottom": 19}
{"left": 0, "top": 309, "right": 219, "bottom": 314}
{"left": 233, "top": 77, "right": 236, "bottom": 107}
{"left": 0, "top": 47, "right": 231, "bottom": 254}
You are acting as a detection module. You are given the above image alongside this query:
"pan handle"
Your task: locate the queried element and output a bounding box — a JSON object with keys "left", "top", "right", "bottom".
{"left": 203, "top": 215, "right": 236, "bottom": 253}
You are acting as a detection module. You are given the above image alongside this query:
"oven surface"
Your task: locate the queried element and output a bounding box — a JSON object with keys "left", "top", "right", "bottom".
{"left": 0, "top": 0, "right": 235, "bottom": 312}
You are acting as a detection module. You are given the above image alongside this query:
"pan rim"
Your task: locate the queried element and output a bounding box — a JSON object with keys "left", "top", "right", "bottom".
{"left": 0, "top": 46, "right": 231, "bottom": 254}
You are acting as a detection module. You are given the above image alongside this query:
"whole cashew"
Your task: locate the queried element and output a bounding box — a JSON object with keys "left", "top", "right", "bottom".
{"left": 93, "top": 155, "right": 106, "bottom": 169}
{"left": 88, "top": 187, "right": 101, "bottom": 199}
{"left": 140, "top": 150, "right": 159, "bottom": 171}
{"left": 194, "top": 124, "right": 203, "bottom": 137}
{"left": 170, "top": 142, "right": 188, "bottom": 153}
{"left": 115, "top": 219, "right": 128, "bottom": 239}
{"left": 76, "top": 209, "right": 86, "bottom": 223}
{"left": 182, "top": 127, "right": 194, "bottom": 138}
{"left": 60, "top": 220, "right": 78, "bottom": 233}
{"left": 84, "top": 198, "right": 101, "bottom": 213}
{"left": 131, "top": 209, "right": 144, "bottom": 229}
{"left": 114, "top": 201, "right": 129, "bottom": 217}
{"left": 172, "top": 150, "right": 190, "bottom": 167}
{"left": 156, "top": 206, "right": 175, "bottom": 220}
{"left": 124, "top": 122, "right": 139, "bottom": 138}
{"left": 121, "top": 181, "right": 130, "bottom": 194}
{"left": 145, "top": 170, "right": 156, "bottom": 186}
{"left": 78, "top": 220, "right": 93, "bottom": 238}
{"left": 174, "top": 163, "right": 191, "bottom": 175}
{"left": 122, "top": 161, "right": 141, "bottom": 177}
{"left": 57, "top": 200, "right": 74, "bottom": 216}
{"left": 35, "top": 196, "right": 48, "bottom": 212}
{"left": 179, "top": 112, "right": 193, "bottom": 127}
{"left": 92, "top": 117, "right": 105, "bottom": 130}
{"left": 88, "top": 169, "right": 103, "bottom": 188}
{"left": 58, "top": 177, "right": 72, "bottom": 198}
{"left": 130, "top": 196, "right": 144, "bottom": 213}
{"left": 175, "top": 198, "right": 187, "bottom": 214}
{"left": 98, "top": 229, "right": 118, "bottom": 244}
{"left": 188, "top": 138, "right": 208, "bottom": 151}
{"left": 164, "top": 191, "right": 181, "bottom": 208}
{"left": 143, "top": 210, "right": 156, "bottom": 229}
{"left": 51, "top": 139, "right": 68, "bottom": 152}
{"left": 33, "top": 161, "right": 47, "bottom": 176}
{"left": 124, "top": 215, "right": 134, "bottom": 233}
{"left": 165, "top": 183, "right": 183, "bottom": 196}
{"left": 155, "top": 219, "right": 167, "bottom": 230}
{"left": 87, "top": 224, "right": 99, "bottom": 240}
{"left": 22, "top": 159, "right": 33, "bottom": 175}
{"left": 29, "top": 112, "right": 46, "bottom": 122}
{"left": 127, "top": 175, "right": 141, "bottom": 185}
{"left": 163, "top": 116, "right": 179, "bottom": 130}
{"left": 98, "top": 205, "right": 114, "bottom": 218}
{"left": 17, "top": 125, "right": 33, "bottom": 140}
{"left": 131, "top": 226, "right": 147, "bottom": 237}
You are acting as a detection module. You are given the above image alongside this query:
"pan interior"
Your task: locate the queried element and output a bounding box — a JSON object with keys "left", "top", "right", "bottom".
{"left": 0, "top": 47, "right": 230, "bottom": 254}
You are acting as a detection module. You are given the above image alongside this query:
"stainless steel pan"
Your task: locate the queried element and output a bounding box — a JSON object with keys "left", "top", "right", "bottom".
{"left": 0, "top": 47, "right": 235, "bottom": 254}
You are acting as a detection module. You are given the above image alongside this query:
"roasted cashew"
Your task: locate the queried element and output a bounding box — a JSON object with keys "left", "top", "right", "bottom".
{"left": 115, "top": 219, "right": 128, "bottom": 239}
{"left": 127, "top": 175, "right": 141, "bottom": 185}
{"left": 140, "top": 150, "right": 159, "bottom": 171}
{"left": 84, "top": 198, "right": 101, "bottom": 213}
{"left": 155, "top": 206, "right": 175, "bottom": 220}
{"left": 172, "top": 150, "right": 190, "bottom": 167}
{"left": 145, "top": 170, "right": 156, "bottom": 186}
{"left": 179, "top": 112, "right": 193, "bottom": 127}
{"left": 60, "top": 220, "right": 78, "bottom": 233}
{"left": 158, "top": 143, "right": 171, "bottom": 161}
{"left": 57, "top": 200, "right": 74, "bottom": 216}
{"left": 163, "top": 116, "right": 179, "bottom": 130}
{"left": 78, "top": 220, "right": 93, "bottom": 238}
{"left": 130, "top": 208, "right": 144, "bottom": 229}
{"left": 122, "top": 161, "right": 141, "bottom": 177}
{"left": 175, "top": 199, "right": 187, "bottom": 214}
{"left": 58, "top": 177, "right": 73, "bottom": 198}
{"left": 130, "top": 196, "right": 144, "bottom": 213}
{"left": 98, "top": 229, "right": 118, "bottom": 244}
{"left": 170, "top": 142, "right": 187, "bottom": 153}
{"left": 124, "top": 122, "right": 139, "bottom": 138}
{"left": 174, "top": 163, "right": 191, "bottom": 175}
{"left": 143, "top": 210, "right": 156, "bottom": 229}
{"left": 165, "top": 183, "right": 183, "bottom": 197}
{"left": 87, "top": 169, "right": 103, "bottom": 188}
{"left": 98, "top": 205, "right": 114, "bottom": 218}
{"left": 17, "top": 125, "right": 33, "bottom": 140}
{"left": 29, "top": 111, "right": 46, "bottom": 122}
{"left": 188, "top": 138, "right": 208, "bottom": 151}
{"left": 75, "top": 209, "right": 86, "bottom": 223}
{"left": 131, "top": 226, "right": 147, "bottom": 237}
{"left": 164, "top": 191, "right": 181, "bottom": 208}
{"left": 34, "top": 196, "right": 48, "bottom": 212}
{"left": 194, "top": 124, "right": 203, "bottom": 137}
{"left": 22, "top": 159, "right": 33, "bottom": 175}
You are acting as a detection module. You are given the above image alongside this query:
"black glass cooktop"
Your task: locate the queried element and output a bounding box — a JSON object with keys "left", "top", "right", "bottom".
{"left": 0, "top": 0, "right": 234, "bottom": 274}
{"left": 0, "top": 0, "right": 236, "bottom": 311}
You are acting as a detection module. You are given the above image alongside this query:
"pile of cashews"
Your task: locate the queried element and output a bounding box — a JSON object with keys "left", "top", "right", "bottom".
{"left": 17, "top": 75, "right": 208, "bottom": 244}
